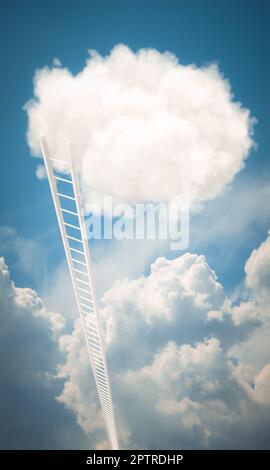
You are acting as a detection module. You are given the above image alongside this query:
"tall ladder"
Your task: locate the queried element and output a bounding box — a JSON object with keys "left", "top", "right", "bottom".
{"left": 40, "top": 136, "right": 119, "bottom": 450}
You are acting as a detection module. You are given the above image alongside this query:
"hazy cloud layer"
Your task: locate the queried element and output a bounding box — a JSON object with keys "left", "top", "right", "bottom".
{"left": 26, "top": 45, "right": 254, "bottom": 211}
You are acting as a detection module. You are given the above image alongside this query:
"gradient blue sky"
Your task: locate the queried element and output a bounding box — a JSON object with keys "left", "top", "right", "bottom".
{"left": 0, "top": 0, "right": 270, "bottom": 450}
{"left": 0, "top": 0, "right": 269, "bottom": 292}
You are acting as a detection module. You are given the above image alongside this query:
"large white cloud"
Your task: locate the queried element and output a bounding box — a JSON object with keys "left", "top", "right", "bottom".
{"left": 25, "top": 45, "right": 254, "bottom": 210}
{"left": 57, "top": 232, "right": 270, "bottom": 449}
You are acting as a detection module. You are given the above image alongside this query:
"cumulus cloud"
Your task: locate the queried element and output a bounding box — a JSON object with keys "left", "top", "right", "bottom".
{"left": 245, "top": 232, "right": 270, "bottom": 305}
{"left": 0, "top": 256, "right": 88, "bottom": 449}
{"left": 229, "top": 233, "right": 270, "bottom": 407}
{"left": 57, "top": 318, "right": 107, "bottom": 444}
{"left": 57, "top": 232, "right": 270, "bottom": 449}
{"left": 99, "top": 252, "right": 228, "bottom": 370}
{"left": 25, "top": 44, "right": 254, "bottom": 211}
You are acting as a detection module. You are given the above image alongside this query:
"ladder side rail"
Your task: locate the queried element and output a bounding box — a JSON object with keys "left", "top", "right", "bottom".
{"left": 67, "top": 144, "right": 119, "bottom": 450}
{"left": 40, "top": 136, "right": 118, "bottom": 450}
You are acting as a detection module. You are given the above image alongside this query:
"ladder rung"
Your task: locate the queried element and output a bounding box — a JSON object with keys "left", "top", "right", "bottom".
{"left": 66, "top": 235, "right": 83, "bottom": 243}
{"left": 64, "top": 222, "right": 80, "bottom": 231}
{"left": 100, "top": 401, "right": 112, "bottom": 411}
{"left": 85, "top": 317, "right": 97, "bottom": 326}
{"left": 61, "top": 208, "right": 78, "bottom": 216}
{"left": 86, "top": 329, "right": 99, "bottom": 338}
{"left": 95, "top": 366, "right": 105, "bottom": 375}
{"left": 98, "top": 389, "right": 110, "bottom": 399}
{"left": 90, "top": 339, "right": 101, "bottom": 349}
{"left": 74, "top": 268, "right": 88, "bottom": 276}
{"left": 87, "top": 326, "right": 99, "bottom": 336}
{"left": 95, "top": 365, "right": 106, "bottom": 375}
{"left": 86, "top": 328, "right": 99, "bottom": 337}
{"left": 92, "top": 356, "right": 104, "bottom": 365}
{"left": 85, "top": 315, "right": 98, "bottom": 324}
{"left": 98, "top": 394, "right": 111, "bottom": 405}
{"left": 76, "top": 278, "right": 90, "bottom": 286}
{"left": 103, "top": 410, "right": 114, "bottom": 420}
{"left": 81, "top": 302, "right": 94, "bottom": 310}
{"left": 91, "top": 348, "right": 103, "bottom": 357}
{"left": 77, "top": 286, "right": 91, "bottom": 294}
{"left": 70, "top": 247, "right": 84, "bottom": 255}
{"left": 97, "top": 384, "right": 110, "bottom": 395}
{"left": 48, "top": 157, "right": 70, "bottom": 165}
{"left": 72, "top": 258, "right": 87, "bottom": 266}
{"left": 54, "top": 175, "right": 72, "bottom": 184}
{"left": 96, "top": 371, "right": 106, "bottom": 380}
{"left": 94, "top": 362, "right": 105, "bottom": 371}
{"left": 95, "top": 367, "right": 107, "bottom": 377}
{"left": 87, "top": 336, "right": 100, "bottom": 346}
{"left": 99, "top": 384, "right": 110, "bottom": 395}
{"left": 96, "top": 375, "right": 107, "bottom": 385}
{"left": 95, "top": 365, "right": 105, "bottom": 374}
{"left": 87, "top": 333, "right": 100, "bottom": 344}
{"left": 101, "top": 407, "right": 113, "bottom": 418}
{"left": 101, "top": 399, "right": 112, "bottom": 408}
{"left": 94, "top": 358, "right": 105, "bottom": 367}
{"left": 100, "top": 400, "right": 112, "bottom": 409}
{"left": 97, "top": 378, "right": 108, "bottom": 388}
{"left": 81, "top": 303, "right": 94, "bottom": 310}
{"left": 97, "top": 377, "right": 108, "bottom": 387}
{"left": 98, "top": 382, "right": 109, "bottom": 392}
{"left": 79, "top": 294, "right": 93, "bottom": 303}
{"left": 100, "top": 398, "right": 111, "bottom": 407}
{"left": 78, "top": 288, "right": 92, "bottom": 296}
{"left": 90, "top": 344, "right": 104, "bottom": 360}
{"left": 82, "top": 310, "right": 95, "bottom": 317}
{"left": 57, "top": 192, "right": 75, "bottom": 201}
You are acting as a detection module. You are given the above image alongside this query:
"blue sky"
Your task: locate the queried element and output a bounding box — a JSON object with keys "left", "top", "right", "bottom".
{"left": 0, "top": 0, "right": 270, "bottom": 450}
{"left": 0, "top": 0, "right": 269, "bottom": 289}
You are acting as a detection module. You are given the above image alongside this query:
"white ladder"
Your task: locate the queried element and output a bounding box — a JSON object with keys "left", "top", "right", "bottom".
{"left": 40, "top": 136, "right": 119, "bottom": 450}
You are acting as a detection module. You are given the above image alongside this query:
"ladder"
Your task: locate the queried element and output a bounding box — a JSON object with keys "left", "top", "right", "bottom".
{"left": 40, "top": 136, "right": 119, "bottom": 450}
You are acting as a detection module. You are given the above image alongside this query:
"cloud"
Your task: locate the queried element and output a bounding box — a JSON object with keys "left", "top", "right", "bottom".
{"left": 25, "top": 44, "right": 254, "bottom": 211}
{"left": 245, "top": 231, "right": 270, "bottom": 304}
{"left": 0, "top": 226, "right": 47, "bottom": 282}
{"left": 0, "top": 256, "right": 88, "bottom": 449}
{"left": 57, "top": 232, "right": 270, "bottom": 449}
{"left": 99, "top": 252, "right": 229, "bottom": 371}
{"left": 56, "top": 318, "right": 108, "bottom": 446}
{"left": 229, "top": 233, "right": 270, "bottom": 407}
{"left": 35, "top": 164, "right": 47, "bottom": 180}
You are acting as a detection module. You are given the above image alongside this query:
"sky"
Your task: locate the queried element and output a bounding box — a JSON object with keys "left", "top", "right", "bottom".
{"left": 0, "top": 0, "right": 270, "bottom": 450}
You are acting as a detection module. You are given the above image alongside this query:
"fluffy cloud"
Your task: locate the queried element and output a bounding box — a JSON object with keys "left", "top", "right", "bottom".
{"left": 57, "top": 318, "right": 107, "bottom": 445}
{"left": 25, "top": 45, "right": 254, "bottom": 211}
{"left": 229, "top": 233, "right": 270, "bottom": 407}
{"left": 99, "top": 252, "right": 228, "bottom": 370}
{"left": 3, "top": 228, "right": 269, "bottom": 449}
{"left": 245, "top": 232, "right": 270, "bottom": 305}
{"left": 0, "top": 257, "right": 88, "bottom": 449}
{"left": 57, "top": 232, "right": 270, "bottom": 449}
